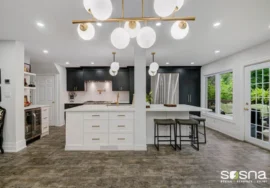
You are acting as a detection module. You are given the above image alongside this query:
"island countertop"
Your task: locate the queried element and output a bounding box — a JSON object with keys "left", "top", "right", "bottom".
{"left": 146, "top": 104, "right": 211, "bottom": 112}
{"left": 65, "top": 105, "right": 135, "bottom": 112}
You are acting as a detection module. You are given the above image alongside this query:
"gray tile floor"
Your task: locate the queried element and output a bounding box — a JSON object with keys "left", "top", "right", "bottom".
{"left": 0, "top": 126, "right": 270, "bottom": 188}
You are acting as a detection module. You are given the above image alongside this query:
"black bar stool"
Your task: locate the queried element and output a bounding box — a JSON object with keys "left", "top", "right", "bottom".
{"left": 154, "top": 119, "right": 176, "bottom": 151}
{"left": 190, "top": 115, "right": 207, "bottom": 144}
{"left": 175, "top": 119, "right": 199, "bottom": 151}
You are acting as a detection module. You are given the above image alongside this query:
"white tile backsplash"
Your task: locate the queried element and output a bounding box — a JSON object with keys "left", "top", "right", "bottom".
{"left": 65, "top": 81, "right": 130, "bottom": 103}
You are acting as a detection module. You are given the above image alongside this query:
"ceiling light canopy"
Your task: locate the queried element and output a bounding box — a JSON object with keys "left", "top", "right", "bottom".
{"left": 137, "top": 26, "right": 156, "bottom": 49}
{"left": 77, "top": 23, "right": 95, "bottom": 40}
{"left": 124, "top": 21, "right": 141, "bottom": 38}
{"left": 171, "top": 21, "right": 189, "bottom": 40}
{"left": 111, "top": 27, "right": 130, "bottom": 49}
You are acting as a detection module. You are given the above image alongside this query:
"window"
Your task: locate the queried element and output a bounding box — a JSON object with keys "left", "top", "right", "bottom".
{"left": 207, "top": 76, "right": 216, "bottom": 112}
{"left": 220, "top": 72, "right": 233, "bottom": 116}
{"left": 206, "top": 71, "right": 233, "bottom": 118}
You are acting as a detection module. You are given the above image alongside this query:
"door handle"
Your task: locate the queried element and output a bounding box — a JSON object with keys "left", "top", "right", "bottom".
{"left": 244, "top": 108, "right": 249, "bottom": 111}
{"left": 190, "top": 95, "right": 192, "bottom": 103}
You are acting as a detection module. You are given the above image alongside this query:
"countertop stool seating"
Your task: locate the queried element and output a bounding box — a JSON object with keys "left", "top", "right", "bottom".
{"left": 154, "top": 119, "right": 176, "bottom": 151}
{"left": 175, "top": 119, "right": 199, "bottom": 151}
{"left": 0, "top": 107, "right": 7, "bottom": 154}
{"left": 190, "top": 115, "right": 207, "bottom": 144}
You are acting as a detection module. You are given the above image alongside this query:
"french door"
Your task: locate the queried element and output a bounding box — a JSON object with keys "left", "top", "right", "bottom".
{"left": 244, "top": 62, "right": 270, "bottom": 149}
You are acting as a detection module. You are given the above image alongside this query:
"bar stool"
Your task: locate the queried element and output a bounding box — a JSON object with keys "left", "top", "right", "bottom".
{"left": 154, "top": 119, "right": 176, "bottom": 151}
{"left": 190, "top": 115, "right": 207, "bottom": 144}
{"left": 175, "top": 119, "right": 199, "bottom": 151}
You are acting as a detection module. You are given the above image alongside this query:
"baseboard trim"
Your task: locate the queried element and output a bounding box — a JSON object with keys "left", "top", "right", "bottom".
{"left": 3, "top": 139, "right": 26, "bottom": 152}
{"left": 134, "top": 145, "right": 147, "bottom": 151}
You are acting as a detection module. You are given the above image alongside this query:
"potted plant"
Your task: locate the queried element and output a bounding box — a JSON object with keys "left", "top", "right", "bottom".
{"left": 146, "top": 91, "right": 153, "bottom": 108}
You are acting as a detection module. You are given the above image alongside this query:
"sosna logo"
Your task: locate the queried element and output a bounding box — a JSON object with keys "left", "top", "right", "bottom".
{"left": 221, "top": 171, "right": 268, "bottom": 183}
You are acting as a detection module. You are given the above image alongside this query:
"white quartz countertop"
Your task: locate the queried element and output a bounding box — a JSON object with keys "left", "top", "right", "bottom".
{"left": 24, "top": 105, "right": 50, "bottom": 110}
{"left": 65, "top": 105, "right": 135, "bottom": 112}
{"left": 146, "top": 104, "right": 212, "bottom": 112}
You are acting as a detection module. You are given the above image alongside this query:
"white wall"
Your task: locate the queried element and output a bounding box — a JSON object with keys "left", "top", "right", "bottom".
{"left": 66, "top": 81, "right": 130, "bottom": 103}
{"left": 31, "top": 63, "right": 59, "bottom": 74}
{"left": 201, "top": 40, "right": 270, "bottom": 140}
{"left": 0, "top": 41, "right": 25, "bottom": 152}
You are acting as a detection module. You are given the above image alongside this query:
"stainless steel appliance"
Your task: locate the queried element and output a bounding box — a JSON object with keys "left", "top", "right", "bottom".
{"left": 151, "top": 73, "right": 179, "bottom": 104}
{"left": 25, "top": 108, "right": 41, "bottom": 141}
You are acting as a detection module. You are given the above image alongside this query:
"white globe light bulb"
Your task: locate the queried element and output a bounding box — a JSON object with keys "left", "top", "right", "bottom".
{"left": 171, "top": 21, "right": 189, "bottom": 40}
{"left": 154, "top": 0, "right": 177, "bottom": 17}
{"left": 77, "top": 23, "right": 95, "bottom": 40}
{"left": 91, "top": 0, "right": 112, "bottom": 21}
{"left": 124, "top": 21, "right": 141, "bottom": 38}
{"left": 150, "top": 62, "right": 159, "bottom": 72}
{"left": 109, "top": 69, "right": 118, "bottom": 76}
{"left": 111, "top": 28, "right": 130, "bottom": 49}
{"left": 148, "top": 69, "right": 157, "bottom": 77}
{"left": 83, "top": 0, "right": 93, "bottom": 13}
{"left": 111, "top": 62, "right": 120, "bottom": 71}
{"left": 176, "top": 0, "right": 184, "bottom": 11}
{"left": 136, "top": 26, "right": 156, "bottom": 49}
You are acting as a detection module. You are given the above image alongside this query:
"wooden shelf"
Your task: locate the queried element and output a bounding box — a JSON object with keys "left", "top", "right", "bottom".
{"left": 24, "top": 72, "right": 36, "bottom": 76}
{"left": 24, "top": 87, "right": 36, "bottom": 90}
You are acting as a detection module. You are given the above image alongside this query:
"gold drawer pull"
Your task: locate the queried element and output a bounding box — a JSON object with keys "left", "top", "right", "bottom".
{"left": 92, "top": 125, "right": 100, "bottom": 128}
{"left": 43, "top": 117, "right": 48, "bottom": 119}
{"left": 92, "top": 138, "right": 100, "bottom": 141}
{"left": 118, "top": 138, "right": 125, "bottom": 141}
{"left": 118, "top": 115, "right": 126, "bottom": 117}
{"left": 92, "top": 115, "right": 100, "bottom": 117}
{"left": 118, "top": 125, "right": 125, "bottom": 127}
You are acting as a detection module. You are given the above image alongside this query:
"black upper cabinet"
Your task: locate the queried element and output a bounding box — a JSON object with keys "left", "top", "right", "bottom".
{"left": 83, "top": 68, "right": 110, "bottom": 81}
{"left": 112, "top": 69, "right": 130, "bottom": 91}
{"left": 67, "top": 68, "right": 84, "bottom": 91}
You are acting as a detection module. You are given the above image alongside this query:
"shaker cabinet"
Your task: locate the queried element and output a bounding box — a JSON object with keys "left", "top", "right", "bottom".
{"left": 112, "top": 69, "right": 130, "bottom": 91}
{"left": 67, "top": 68, "right": 84, "bottom": 91}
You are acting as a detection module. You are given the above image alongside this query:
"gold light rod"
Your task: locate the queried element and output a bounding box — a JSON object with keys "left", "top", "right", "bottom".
{"left": 72, "top": 17, "right": 195, "bottom": 24}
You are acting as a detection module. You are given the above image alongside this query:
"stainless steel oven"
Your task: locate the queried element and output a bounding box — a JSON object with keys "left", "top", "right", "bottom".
{"left": 25, "top": 108, "right": 41, "bottom": 141}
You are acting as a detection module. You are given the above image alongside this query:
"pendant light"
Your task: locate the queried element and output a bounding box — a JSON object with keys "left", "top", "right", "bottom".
{"left": 91, "top": 0, "right": 112, "bottom": 21}
{"left": 149, "top": 52, "right": 159, "bottom": 76}
{"left": 137, "top": 26, "right": 156, "bottom": 49}
{"left": 83, "top": 0, "right": 93, "bottom": 13}
{"left": 124, "top": 21, "right": 141, "bottom": 38}
{"left": 110, "top": 52, "right": 119, "bottom": 76}
{"left": 154, "top": 0, "right": 176, "bottom": 17}
{"left": 77, "top": 23, "right": 95, "bottom": 40}
{"left": 171, "top": 21, "right": 189, "bottom": 40}
{"left": 111, "top": 27, "right": 130, "bottom": 49}
{"left": 176, "top": 0, "right": 185, "bottom": 11}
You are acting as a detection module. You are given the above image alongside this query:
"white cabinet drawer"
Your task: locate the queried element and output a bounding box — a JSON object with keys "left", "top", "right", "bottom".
{"left": 42, "top": 122, "right": 49, "bottom": 133}
{"left": 84, "top": 119, "right": 108, "bottom": 133}
{"left": 84, "top": 133, "right": 108, "bottom": 145}
{"left": 42, "top": 107, "right": 49, "bottom": 117}
{"left": 109, "top": 112, "right": 134, "bottom": 119}
{"left": 84, "top": 112, "right": 108, "bottom": 119}
{"left": 42, "top": 116, "right": 49, "bottom": 123}
{"left": 109, "top": 120, "right": 133, "bottom": 133}
{"left": 109, "top": 133, "right": 133, "bottom": 145}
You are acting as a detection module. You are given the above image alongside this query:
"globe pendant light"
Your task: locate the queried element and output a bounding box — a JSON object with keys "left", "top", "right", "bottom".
{"left": 83, "top": 0, "right": 93, "bottom": 13}
{"left": 136, "top": 26, "right": 156, "bottom": 49}
{"left": 77, "top": 23, "right": 95, "bottom": 40}
{"left": 111, "top": 27, "right": 130, "bottom": 49}
{"left": 124, "top": 21, "right": 141, "bottom": 38}
{"left": 149, "top": 52, "right": 159, "bottom": 76}
{"left": 110, "top": 52, "right": 119, "bottom": 76}
{"left": 176, "top": 0, "right": 184, "bottom": 11}
{"left": 91, "top": 0, "right": 112, "bottom": 21}
{"left": 154, "top": 0, "right": 177, "bottom": 17}
{"left": 171, "top": 21, "right": 189, "bottom": 40}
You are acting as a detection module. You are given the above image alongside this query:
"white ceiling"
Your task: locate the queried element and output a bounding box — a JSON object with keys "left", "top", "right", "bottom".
{"left": 0, "top": 0, "right": 270, "bottom": 67}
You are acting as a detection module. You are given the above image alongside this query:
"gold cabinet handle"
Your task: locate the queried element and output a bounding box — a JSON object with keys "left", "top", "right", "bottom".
{"left": 118, "top": 125, "right": 125, "bottom": 127}
{"left": 118, "top": 138, "right": 125, "bottom": 140}
{"left": 244, "top": 108, "right": 249, "bottom": 111}
{"left": 92, "top": 115, "right": 100, "bottom": 117}
{"left": 118, "top": 115, "right": 126, "bottom": 117}
{"left": 92, "top": 125, "right": 100, "bottom": 128}
{"left": 92, "top": 138, "right": 100, "bottom": 141}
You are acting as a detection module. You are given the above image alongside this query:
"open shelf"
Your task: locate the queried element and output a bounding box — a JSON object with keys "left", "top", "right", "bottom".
{"left": 24, "top": 87, "right": 36, "bottom": 90}
{"left": 24, "top": 72, "right": 36, "bottom": 76}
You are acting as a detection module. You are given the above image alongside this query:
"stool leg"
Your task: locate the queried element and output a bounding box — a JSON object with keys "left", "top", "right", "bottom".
{"left": 157, "top": 124, "right": 159, "bottom": 151}
{"left": 179, "top": 124, "right": 182, "bottom": 150}
{"left": 203, "top": 121, "right": 207, "bottom": 144}
{"left": 154, "top": 123, "right": 156, "bottom": 149}
{"left": 196, "top": 124, "right": 199, "bottom": 151}
{"left": 170, "top": 124, "right": 172, "bottom": 146}
{"left": 174, "top": 124, "right": 177, "bottom": 151}
{"left": 0, "top": 136, "right": 4, "bottom": 154}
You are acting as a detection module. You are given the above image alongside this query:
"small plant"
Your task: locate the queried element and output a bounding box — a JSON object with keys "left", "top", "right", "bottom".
{"left": 146, "top": 91, "right": 153, "bottom": 104}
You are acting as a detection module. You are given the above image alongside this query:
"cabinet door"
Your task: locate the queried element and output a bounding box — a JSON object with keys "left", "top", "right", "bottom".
{"left": 112, "top": 69, "right": 130, "bottom": 91}
{"left": 179, "top": 69, "right": 190, "bottom": 104}
{"left": 129, "top": 68, "right": 134, "bottom": 104}
{"left": 75, "top": 70, "right": 84, "bottom": 91}
{"left": 67, "top": 69, "right": 77, "bottom": 91}
{"left": 188, "top": 69, "right": 200, "bottom": 107}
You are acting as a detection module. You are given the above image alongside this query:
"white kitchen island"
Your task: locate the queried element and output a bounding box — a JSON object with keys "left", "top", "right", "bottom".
{"left": 65, "top": 104, "right": 211, "bottom": 151}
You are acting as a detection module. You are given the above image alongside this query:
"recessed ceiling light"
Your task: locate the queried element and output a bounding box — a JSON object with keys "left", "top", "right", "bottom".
{"left": 156, "top": 22, "right": 162, "bottom": 26}
{"left": 43, "top": 50, "right": 48, "bottom": 54}
{"left": 215, "top": 50, "right": 220, "bottom": 54}
{"left": 268, "top": 25, "right": 270, "bottom": 29}
{"left": 191, "top": 62, "right": 195, "bottom": 65}
{"left": 213, "top": 22, "right": 221, "bottom": 28}
{"left": 166, "top": 62, "right": 169, "bottom": 65}
{"left": 37, "top": 22, "right": 45, "bottom": 28}
{"left": 66, "top": 62, "right": 70, "bottom": 65}
{"left": 96, "top": 22, "right": 102, "bottom": 27}
{"left": 91, "top": 62, "right": 95, "bottom": 65}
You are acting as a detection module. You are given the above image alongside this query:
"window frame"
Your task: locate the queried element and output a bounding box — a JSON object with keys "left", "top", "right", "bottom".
{"left": 205, "top": 70, "right": 233, "bottom": 120}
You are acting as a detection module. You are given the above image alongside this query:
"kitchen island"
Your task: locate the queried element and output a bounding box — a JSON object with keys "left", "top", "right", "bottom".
{"left": 65, "top": 104, "right": 211, "bottom": 151}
